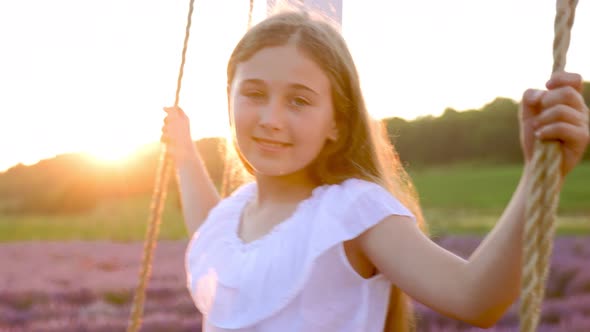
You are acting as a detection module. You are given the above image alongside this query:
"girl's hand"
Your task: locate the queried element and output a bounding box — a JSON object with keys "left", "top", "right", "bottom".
{"left": 161, "top": 106, "right": 195, "bottom": 164}
{"left": 519, "top": 71, "right": 589, "bottom": 176}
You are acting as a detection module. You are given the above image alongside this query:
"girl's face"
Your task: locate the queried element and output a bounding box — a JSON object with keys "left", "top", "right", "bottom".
{"left": 229, "top": 44, "right": 338, "bottom": 179}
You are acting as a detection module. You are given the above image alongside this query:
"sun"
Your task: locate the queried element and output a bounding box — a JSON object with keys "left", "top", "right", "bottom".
{"left": 90, "top": 148, "right": 130, "bottom": 164}
{"left": 84, "top": 141, "right": 139, "bottom": 166}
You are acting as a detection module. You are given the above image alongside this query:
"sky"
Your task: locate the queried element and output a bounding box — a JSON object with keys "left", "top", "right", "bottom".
{"left": 1, "top": 0, "right": 589, "bottom": 172}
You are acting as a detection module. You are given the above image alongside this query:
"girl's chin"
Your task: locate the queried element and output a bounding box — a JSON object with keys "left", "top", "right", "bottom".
{"left": 253, "top": 168, "right": 297, "bottom": 177}
{"left": 250, "top": 164, "right": 308, "bottom": 178}
{"left": 243, "top": 154, "right": 314, "bottom": 178}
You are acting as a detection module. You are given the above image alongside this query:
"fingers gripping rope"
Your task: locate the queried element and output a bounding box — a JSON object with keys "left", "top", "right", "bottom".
{"left": 126, "top": 0, "right": 195, "bottom": 331}
{"left": 519, "top": 1, "right": 578, "bottom": 331}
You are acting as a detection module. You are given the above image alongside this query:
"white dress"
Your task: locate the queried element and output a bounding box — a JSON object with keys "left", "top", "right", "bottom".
{"left": 185, "top": 178, "right": 415, "bottom": 332}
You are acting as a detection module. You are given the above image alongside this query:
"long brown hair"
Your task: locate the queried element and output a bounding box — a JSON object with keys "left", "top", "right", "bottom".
{"left": 224, "top": 10, "right": 427, "bottom": 332}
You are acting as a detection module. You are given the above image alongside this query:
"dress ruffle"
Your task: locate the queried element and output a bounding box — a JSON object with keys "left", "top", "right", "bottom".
{"left": 185, "top": 178, "right": 415, "bottom": 329}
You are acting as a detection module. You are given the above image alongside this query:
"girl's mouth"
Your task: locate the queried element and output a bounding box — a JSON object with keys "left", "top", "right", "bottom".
{"left": 253, "top": 137, "right": 292, "bottom": 151}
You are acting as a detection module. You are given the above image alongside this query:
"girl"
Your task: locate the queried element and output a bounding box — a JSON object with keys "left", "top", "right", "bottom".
{"left": 161, "top": 11, "right": 590, "bottom": 332}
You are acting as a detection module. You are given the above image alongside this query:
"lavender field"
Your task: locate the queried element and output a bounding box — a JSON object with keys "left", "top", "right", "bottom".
{"left": 1, "top": 236, "right": 589, "bottom": 332}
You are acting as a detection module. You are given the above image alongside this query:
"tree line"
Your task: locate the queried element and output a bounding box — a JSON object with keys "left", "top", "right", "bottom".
{"left": 1, "top": 82, "right": 588, "bottom": 214}
{"left": 389, "top": 81, "right": 590, "bottom": 166}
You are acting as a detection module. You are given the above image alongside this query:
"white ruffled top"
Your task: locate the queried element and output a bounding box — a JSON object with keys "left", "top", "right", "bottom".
{"left": 185, "top": 178, "right": 415, "bottom": 332}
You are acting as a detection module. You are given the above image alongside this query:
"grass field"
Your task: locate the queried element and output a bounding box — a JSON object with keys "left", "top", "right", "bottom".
{"left": 1, "top": 163, "right": 588, "bottom": 242}
{"left": 409, "top": 162, "right": 590, "bottom": 236}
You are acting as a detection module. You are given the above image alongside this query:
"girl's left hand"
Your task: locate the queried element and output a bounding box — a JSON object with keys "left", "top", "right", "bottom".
{"left": 519, "top": 71, "right": 589, "bottom": 177}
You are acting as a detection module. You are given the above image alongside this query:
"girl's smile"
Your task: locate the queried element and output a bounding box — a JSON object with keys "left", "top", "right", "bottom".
{"left": 252, "top": 136, "right": 293, "bottom": 153}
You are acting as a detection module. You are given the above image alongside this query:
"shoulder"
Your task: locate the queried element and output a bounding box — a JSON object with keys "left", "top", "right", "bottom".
{"left": 322, "top": 178, "right": 415, "bottom": 221}
{"left": 199, "top": 181, "right": 256, "bottom": 232}
{"left": 217, "top": 181, "right": 257, "bottom": 207}
{"left": 307, "top": 178, "right": 415, "bottom": 244}
{"left": 318, "top": 177, "right": 387, "bottom": 202}
{"left": 229, "top": 181, "right": 257, "bottom": 198}
{"left": 331, "top": 177, "right": 383, "bottom": 192}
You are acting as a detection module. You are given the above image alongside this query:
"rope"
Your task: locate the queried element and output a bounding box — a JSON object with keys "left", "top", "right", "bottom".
{"left": 126, "top": 0, "right": 195, "bottom": 331}
{"left": 248, "top": 0, "right": 254, "bottom": 29}
{"left": 519, "top": 1, "right": 578, "bottom": 331}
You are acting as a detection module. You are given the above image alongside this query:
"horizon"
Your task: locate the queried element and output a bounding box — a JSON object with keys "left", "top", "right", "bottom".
{"left": 1, "top": 0, "right": 589, "bottom": 172}
{"left": 0, "top": 96, "right": 520, "bottom": 174}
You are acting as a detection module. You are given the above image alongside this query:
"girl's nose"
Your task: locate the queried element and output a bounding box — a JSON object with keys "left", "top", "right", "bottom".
{"left": 258, "top": 99, "right": 285, "bottom": 130}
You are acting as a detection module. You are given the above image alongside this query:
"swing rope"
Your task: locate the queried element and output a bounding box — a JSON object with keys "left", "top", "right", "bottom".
{"left": 519, "top": 1, "right": 578, "bottom": 331}
{"left": 249, "top": 0, "right": 254, "bottom": 29}
{"left": 127, "top": 1, "right": 255, "bottom": 330}
{"left": 126, "top": 0, "right": 195, "bottom": 330}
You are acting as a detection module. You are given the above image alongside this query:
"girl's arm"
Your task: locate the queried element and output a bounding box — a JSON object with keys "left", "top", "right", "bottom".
{"left": 359, "top": 72, "right": 589, "bottom": 328}
{"left": 174, "top": 144, "right": 220, "bottom": 236}
{"left": 162, "top": 106, "right": 220, "bottom": 236}
{"left": 361, "top": 164, "right": 536, "bottom": 328}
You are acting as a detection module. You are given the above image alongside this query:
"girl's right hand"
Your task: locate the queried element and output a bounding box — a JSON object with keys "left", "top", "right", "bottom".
{"left": 519, "top": 72, "right": 589, "bottom": 177}
{"left": 161, "top": 106, "right": 195, "bottom": 164}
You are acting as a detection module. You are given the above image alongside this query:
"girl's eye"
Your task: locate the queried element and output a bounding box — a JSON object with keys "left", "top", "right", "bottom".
{"left": 291, "top": 96, "right": 310, "bottom": 108}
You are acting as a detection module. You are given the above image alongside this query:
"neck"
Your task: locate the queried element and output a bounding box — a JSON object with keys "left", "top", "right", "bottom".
{"left": 254, "top": 173, "right": 317, "bottom": 207}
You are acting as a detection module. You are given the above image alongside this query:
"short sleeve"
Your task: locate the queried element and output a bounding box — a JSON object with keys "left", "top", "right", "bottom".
{"left": 343, "top": 178, "right": 416, "bottom": 230}
{"left": 309, "top": 178, "right": 416, "bottom": 254}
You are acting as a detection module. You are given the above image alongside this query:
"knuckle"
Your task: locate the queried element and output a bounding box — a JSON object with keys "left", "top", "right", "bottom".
{"left": 572, "top": 72, "right": 583, "bottom": 83}
{"left": 562, "top": 85, "right": 578, "bottom": 99}
{"left": 545, "top": 123, "right": 562, "bottom": 134}
{"left": 541, "top": 105, "right": 563, "bottom": 122}
{"left": 555, "top": 105, "right": 573, "bottom": 118}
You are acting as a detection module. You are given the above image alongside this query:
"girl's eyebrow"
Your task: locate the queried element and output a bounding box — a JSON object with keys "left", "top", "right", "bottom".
{"left": 240, "top": 79, "right": 318, "bottom": 96}
{"left": 290, "top": 83, "right": 319, "bottom": 96}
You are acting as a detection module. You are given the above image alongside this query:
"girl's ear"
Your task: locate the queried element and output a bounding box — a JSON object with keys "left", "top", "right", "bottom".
{"left": 328, "top": 122, "right": 339, "bottom": 142}
{"left": 227, "top": 85, "right": 233, "bottom": 126}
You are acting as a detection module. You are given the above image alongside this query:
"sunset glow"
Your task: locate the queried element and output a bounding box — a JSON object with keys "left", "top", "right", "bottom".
{"left": 85, "top": 143, "right": 136, "bottom": 165}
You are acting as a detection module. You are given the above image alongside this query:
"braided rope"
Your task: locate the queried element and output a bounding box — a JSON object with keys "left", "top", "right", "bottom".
{"left": 248, "top": 0, "right": 254, "bottom": 29}
{"left": 519, "top": 1, "right": 578, "bottom": 331}
{"left": 126, "top": 0, "right": 195, "bottom": 331}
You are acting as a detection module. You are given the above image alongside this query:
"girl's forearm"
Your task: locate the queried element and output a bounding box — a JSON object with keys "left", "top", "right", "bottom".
{"left": 465, "top": 164, "right": 536, "bottom": 322}
{"left": 175, "top": 145, "right": 220, "bottom": 236}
